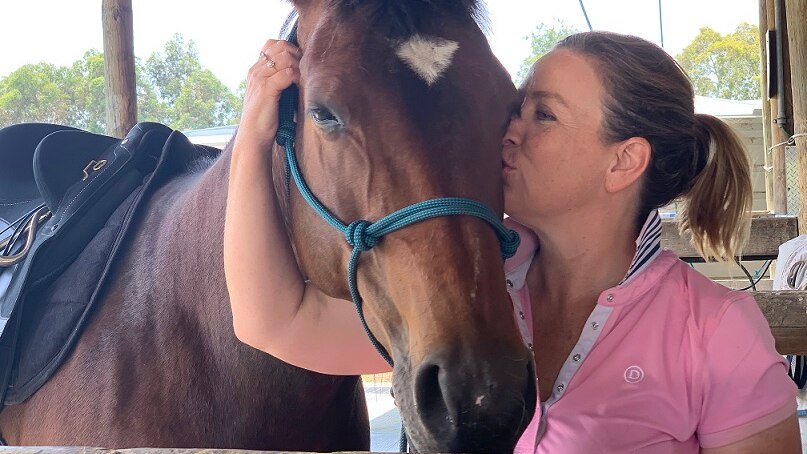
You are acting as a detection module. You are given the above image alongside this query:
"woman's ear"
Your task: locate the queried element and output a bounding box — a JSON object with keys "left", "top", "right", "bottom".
{"left": 604, "top": 137, "right": 651, "bottom": 193}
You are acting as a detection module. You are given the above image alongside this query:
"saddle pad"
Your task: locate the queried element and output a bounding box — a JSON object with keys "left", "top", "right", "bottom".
{"left": 0, "top": 123, "right": 221, "bottom": 405}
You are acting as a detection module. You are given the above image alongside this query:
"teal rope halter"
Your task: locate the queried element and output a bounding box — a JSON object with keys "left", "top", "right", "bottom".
{"left": 276, "top": 84, "right": 519, "bottom": 365}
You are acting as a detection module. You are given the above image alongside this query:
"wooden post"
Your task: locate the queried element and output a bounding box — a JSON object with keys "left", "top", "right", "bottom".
{"left": 102, "top": 0, "right": 137, "bottom": 138}
{"left": 786, "top": 0, "right": 807, "bottom": 233}
{"left": 759, "top": 0, "right": 774, "bottom": 211}
{"left": 767, "top": 0, "right": 793, "bottom": 214}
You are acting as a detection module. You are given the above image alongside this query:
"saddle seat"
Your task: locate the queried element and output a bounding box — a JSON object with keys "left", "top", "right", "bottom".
{"left": 0, "top": 123, "right": 82, "bottom": 232}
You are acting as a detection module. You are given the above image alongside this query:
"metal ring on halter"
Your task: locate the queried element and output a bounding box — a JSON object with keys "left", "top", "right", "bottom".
{"left": 0, "top": 207, "right": 51, "bottom": 267}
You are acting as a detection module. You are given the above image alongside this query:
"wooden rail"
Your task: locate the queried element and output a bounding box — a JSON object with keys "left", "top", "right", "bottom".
{"left": 662, "top": 215, "right": 807, "bottom": 354}
{"left": 661, "top": 215, "right": 798, "bottom": 261}
{"left": 754, "top": 291, "right": 807, "bottom": 354}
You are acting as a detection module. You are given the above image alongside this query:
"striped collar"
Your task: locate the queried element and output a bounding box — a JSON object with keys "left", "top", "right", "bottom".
{"left": 504, "top": 210, "right": 664, "bottom": 290}
{"left": 619, "top": 209, "right": 663, "bottom": 286}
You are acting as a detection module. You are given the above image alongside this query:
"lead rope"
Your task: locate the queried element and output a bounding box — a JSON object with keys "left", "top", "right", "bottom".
{"left": 276, "top": 21, "right": 519, "bottom": 452}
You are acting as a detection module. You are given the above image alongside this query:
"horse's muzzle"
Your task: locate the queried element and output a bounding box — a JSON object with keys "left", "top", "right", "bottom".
{"left": 398, "top": 349, "right": 537, "bottom": 453}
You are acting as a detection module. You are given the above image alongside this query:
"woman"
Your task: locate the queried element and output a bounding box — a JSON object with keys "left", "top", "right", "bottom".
{"left": 224, "top": 32, "right": 800, "bottom": 452}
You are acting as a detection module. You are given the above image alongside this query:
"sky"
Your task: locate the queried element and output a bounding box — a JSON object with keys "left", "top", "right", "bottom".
{"left": 0, "top": 1, "right": 760, "bottom": 91}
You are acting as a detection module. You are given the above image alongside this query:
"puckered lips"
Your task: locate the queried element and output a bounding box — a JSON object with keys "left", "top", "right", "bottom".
{"left": 502, "top": 157, "right": 516, "bottom": 177}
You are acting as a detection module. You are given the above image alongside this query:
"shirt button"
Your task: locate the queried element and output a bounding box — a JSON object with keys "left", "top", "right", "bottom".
{"left": 527, "top": 342, "right": 533, "bottom": 350}
{"left": 556, "top": 383, "right": 565, "bottom": 392}
{"left": 506, "top": 279, "right": 514, "bottom": 288}
{"left": 519, "top": 311, "right": 525, "bottom": 320}
{"left": 591, "top": 322, "right": 599, "bottom": 330}
{"left": 606, "top": 293, "right": 614, "bottom": 302}
{"left": 573, "top": 353, "right": 581, "bottom": 362}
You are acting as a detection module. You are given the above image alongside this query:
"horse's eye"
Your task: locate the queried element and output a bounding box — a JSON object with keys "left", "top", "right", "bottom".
{"left": 309, "top": 107, "right": 340, "bottom": 128}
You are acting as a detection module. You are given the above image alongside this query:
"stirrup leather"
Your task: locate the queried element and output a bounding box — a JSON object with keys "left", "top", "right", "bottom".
{"left": 0, "top": 207, "right": 51, "bottom": 267}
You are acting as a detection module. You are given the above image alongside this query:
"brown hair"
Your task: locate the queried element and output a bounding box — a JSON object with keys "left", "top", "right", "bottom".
{"left": 554, "top": 31, "right": 751, "bottom": 261}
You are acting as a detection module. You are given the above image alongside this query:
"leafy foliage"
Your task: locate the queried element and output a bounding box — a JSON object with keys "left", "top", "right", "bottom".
{"left": 0, "top": 34, "right": 243, "bottom": 133}
{"left": 516, "top": 21, "right": 762, "bottom": 101}
{"left": 675, "top": 23, "right": 761, "bottom": 100}
{"left": 515, "top": 20, "right": 580, "bottom": 85}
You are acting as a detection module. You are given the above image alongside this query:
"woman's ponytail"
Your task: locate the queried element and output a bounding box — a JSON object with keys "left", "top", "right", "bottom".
{"left": 678, "top": 113, "right": 752, "bottom": 262}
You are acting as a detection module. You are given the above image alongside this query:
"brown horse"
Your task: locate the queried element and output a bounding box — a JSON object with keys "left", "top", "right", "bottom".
{"left": 0, "top": 1, "right": 535, "bottom": 452}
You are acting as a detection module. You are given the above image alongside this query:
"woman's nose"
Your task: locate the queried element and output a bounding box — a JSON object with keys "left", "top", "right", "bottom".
{"left": 502, "top": 118, "right": 523, "bottom": 147}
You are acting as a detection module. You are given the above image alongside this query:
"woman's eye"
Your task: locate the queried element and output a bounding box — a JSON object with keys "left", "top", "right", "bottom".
{"left": 535, "top": 110, "right": 555, "bottom": 121}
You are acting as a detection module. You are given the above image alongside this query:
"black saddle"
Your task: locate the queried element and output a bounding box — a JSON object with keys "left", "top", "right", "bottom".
{"left": 0, "top": 122, "right": 221, "bottom": 406}
{"left": 0, "top": 124, "right": 82, "bottom": 234}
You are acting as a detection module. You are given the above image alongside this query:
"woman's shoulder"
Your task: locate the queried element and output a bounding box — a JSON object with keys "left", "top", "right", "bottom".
{"left": 658, "top": 252, "right": 763, "bottom": 339}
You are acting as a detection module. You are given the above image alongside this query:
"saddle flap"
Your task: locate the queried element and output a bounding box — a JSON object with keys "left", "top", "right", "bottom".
{"left": 33, "top": 123, "right": 172, "bottom": 213}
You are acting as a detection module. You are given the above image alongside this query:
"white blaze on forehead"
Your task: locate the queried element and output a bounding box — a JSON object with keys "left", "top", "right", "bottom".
{"left": 395, "top": 35, "right": 460, "bottom": 86}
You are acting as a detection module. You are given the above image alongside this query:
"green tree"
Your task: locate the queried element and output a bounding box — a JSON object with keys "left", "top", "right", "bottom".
{"left": 67, "top": 50, "right": 107, "bottom": 133}
{"left": 516, "top": 20, "right": 580, "bottom": 85}
{"left": 0, "top": 33, "right": 242, "bottom": 132}
{"left": 144, "top": 34, "right": 203, "bottom": 106}
{"left": 0, "top": 63, "right": 72, "bottom": 127}
{"left": 143, "top": 33, "right": 241, "bottom": 128}
{"left": 172, "top": 69, "right": 240, "bottom": 130}
{"left": 676, "top": 23, "right": 761, "bottom": 100}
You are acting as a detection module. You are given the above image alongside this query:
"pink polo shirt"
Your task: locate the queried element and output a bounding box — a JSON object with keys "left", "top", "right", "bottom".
{"left": 505, "top": 214, "right": 797, "bottom": 453}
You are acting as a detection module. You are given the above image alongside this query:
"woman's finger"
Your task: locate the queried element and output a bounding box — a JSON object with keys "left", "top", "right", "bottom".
{"left": 254, "top": 51, "right": 300, "bottom": 78}
{"left": 263, "top": 40, "right": 302, "bottom": 59}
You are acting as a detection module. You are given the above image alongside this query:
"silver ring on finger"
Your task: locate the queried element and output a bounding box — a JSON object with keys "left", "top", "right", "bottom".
{"left": 259, "top": 50, "right": 269, "bottom": 61}
{"left": 267, "top": 59, "right": 276, "bottom": 69}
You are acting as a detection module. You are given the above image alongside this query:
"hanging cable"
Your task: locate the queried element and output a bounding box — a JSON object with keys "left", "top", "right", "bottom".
{"left": 578, "top": 0, "right": 593, "bottom": 31}
{"left": 739, "top": 260, "right": 773, "bottom": 292}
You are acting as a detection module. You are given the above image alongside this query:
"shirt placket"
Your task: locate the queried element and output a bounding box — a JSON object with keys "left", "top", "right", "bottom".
{"left": 533, "top": 304, "right": 614, "bottom": 447}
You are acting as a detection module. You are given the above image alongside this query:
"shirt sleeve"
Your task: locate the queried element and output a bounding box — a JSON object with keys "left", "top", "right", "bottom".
{"left": 697, "top": 293, "right": 797, "bottom": 448}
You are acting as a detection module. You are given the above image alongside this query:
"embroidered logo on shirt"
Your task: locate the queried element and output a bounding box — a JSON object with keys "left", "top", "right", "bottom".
{"left": 624, "top": 365, "right": 645, "bottom": 384}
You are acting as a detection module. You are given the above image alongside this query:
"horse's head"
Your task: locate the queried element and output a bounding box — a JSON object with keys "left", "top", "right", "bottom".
{"left": 275, "top": 1, "right": 535, "bottom": 451}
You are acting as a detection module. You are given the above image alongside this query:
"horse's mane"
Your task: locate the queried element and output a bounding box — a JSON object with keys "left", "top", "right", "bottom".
{"left": 339, "top": 0, "right": 487, "bottom": 36}
{"left": 281, "top": 1, "right": 488, "bottom": 40}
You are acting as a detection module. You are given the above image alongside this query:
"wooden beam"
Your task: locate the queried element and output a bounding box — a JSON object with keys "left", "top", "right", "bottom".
{"left": 786, "top": 0, "right": 807, "bottom": 234}
{"left": 766, "top": 0, "right": 793, "bottom": 214}
{"left": 102, "top": 0, "right": 137, "bottom": 138}
{"left": 754, "top": 291, "right": 807, "bottom": 354}
{"left": 661, "top": 215, "right": 799, "bottom": 261}
{"left": 759, "top": 0, "right": 774, "bottom": 211}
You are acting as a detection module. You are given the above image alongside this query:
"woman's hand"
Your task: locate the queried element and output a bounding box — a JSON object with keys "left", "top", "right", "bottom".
{"left": 235, "top": 39, "right": 301, "bottom": 151}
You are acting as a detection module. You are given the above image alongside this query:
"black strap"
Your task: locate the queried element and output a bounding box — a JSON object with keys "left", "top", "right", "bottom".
{"left": 0, "top": 293, "right": 24, "bottom": 410}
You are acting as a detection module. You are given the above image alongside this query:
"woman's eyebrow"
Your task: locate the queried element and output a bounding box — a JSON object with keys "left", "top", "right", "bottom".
{"left": 526, "top": 90, "right": 569, "bottom": 108}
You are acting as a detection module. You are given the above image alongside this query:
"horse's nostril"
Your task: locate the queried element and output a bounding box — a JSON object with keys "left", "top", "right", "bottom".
{"left": 408, "top": 353, "right": 536, "bottom": 453}
{"left": 414, "top": 362, "right": 451, "bottom": 424}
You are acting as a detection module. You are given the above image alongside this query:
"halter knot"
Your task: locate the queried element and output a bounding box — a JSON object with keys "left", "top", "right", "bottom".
{"left": 500, "top": 229, "right": 521, "bottom": 259}
{"left": 275, "top": 119, "right": 296, "bottom": 148}
{"left": 346, "top": 220, "right": 378, "bottom": 251}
